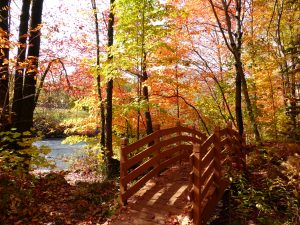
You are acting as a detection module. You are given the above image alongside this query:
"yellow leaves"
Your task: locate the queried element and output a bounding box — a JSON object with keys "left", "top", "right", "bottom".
{"left": 30, "top": 23, "right": 43, "bottom": 33}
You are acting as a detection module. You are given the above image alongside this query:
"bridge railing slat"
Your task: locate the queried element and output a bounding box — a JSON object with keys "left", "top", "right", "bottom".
{"left": 120, "top": 122, "right": 245, "bottom": 225}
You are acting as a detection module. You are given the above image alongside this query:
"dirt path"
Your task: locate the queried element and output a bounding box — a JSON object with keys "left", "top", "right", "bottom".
{"left": 106, "top": 162, "right": 192, "bottom": 225}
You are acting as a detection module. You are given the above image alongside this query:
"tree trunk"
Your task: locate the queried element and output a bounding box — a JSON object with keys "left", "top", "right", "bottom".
{"left": 0, "top": 0, "right": 10, "bottom": 129}
{"left": 141, "top": 53, "right": 153, "bottom": 135}
{"left": 105, "top": 0, "right": 115, "bottom": 177}
{"left": 209, "top": 0, "right": 261, "bottom": 141}
{"left": 137, "top": 78, "right": 141, "bottom": 140}
{"left": 141, "top": 0, "right": 153, "bottom": 135}
{"left": 20, "top": 0, "right": 44, "bottom": 132}
{"left": 91, "top": 0, "right": 106, "bottom": 148}
{"left": 12, "top": 0, "right": 31, "bottom": 129}
{"left": 240, "top": 69, "right": 261, "bottom": 143}
{"left": 142, "top": 85, "right": 153, "bottom": 135}
{"left": 235, "top": 61, "right": 244, "bottom": 136}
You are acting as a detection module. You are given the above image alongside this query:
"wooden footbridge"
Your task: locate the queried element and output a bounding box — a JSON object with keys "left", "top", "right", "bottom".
{"left": 107, "top": 123, "right": 245, "bottom": 225}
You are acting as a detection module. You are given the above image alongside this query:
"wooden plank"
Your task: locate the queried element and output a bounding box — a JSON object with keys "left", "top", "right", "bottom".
{"left": 221, "top": 156, "right": 229, "bottom": 166}
{"left": 120, "top": 139, "right": 129, "bottom": 205}
{"left": 177, "top": 126, "right": 207, "bottom": 141}
{"left": 220, "top": 137, "right": 231, "bottom": 148}
{"left": 201, "top": 180, "right": 229, "bottom": 224}
{"left": 231, "top": 129, "right": 240, "bottom": 136}
{"left": 160, "top": 144, "right": 192, "bottom": 160}
{"left": 221, "top": 146, "right": 230, "bottom": 155}
{"left": 200, "top": 134, "right": 215, "bottom": 156}
{"left": 123, "top": 127, "right": 181, "bottom": 154}
{"left": 219, "top": 127, "right": 228, "bottom": 137}
{"left": 190, "top": 166, "right": 200, "bottom": 179}
{"left": 191, "top": 184, "right": 200, "bottom": 205}
{"left": 123, "top": 166, "right": 160, "bottom": 201}
{"left": 124, "top": 144, "right": 193, "bottom": 185}
{"left": 159, "top": 153, "right": 183, "bottom": 171}
{"left": 201, "top": 191, "right": 219, "bottom": 224}
{"left": 122, "top": 149, "right": 190, "bottom": 202}
{"left": 201, "top": 160, "right": 215, "bottom": 184}
{"left": 124, "top": 157, "right": 157, "bottom": 184}
{"left": 192, "top": 153, "right": 201, "bottom": 174}
{"left": 180, "top": 135, "right": 203, "bottom": 144}
{"left": 201, "top": 172, "right": 215, "bottom": 199}
{"left": 126, "top": 136, "right": 181, "bottom": 168}
{"left": 201, "top": 147, "right": 214, "bottom": 169}
{"left": 191, "top": 203, "right": 200, "bottom": 225}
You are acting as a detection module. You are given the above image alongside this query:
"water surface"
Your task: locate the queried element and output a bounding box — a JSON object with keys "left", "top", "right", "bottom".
{"left": 33, "top": 138, "right": 86, "bottom": 171}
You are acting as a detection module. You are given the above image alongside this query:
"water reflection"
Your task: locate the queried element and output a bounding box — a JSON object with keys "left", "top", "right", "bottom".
{"left": 33, "top": 139, "right": 86, "bottom": 171}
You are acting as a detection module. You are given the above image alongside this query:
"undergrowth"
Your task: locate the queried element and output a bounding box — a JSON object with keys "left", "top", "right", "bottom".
{"left": 224, "top": 142, "right": 300, "bottom": 225}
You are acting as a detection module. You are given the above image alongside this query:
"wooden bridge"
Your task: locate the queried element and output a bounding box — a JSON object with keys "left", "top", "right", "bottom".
{"left": 107, "top": 123, "right": 245, "bottom": 225}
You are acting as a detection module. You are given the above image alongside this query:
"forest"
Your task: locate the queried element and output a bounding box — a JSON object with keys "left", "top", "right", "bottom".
{"left": 0, "top": 0, "right": 299, "bottom": 224}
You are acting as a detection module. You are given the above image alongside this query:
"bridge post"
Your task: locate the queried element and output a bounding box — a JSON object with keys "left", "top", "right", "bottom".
{"left": 176, "top": 121, "right": 183, "bottom": 165}
{"left": 190, "top": 143, "right": 203, "bottom": 225}
{"left": 226, "top": 121, "right": 236, "bottom": 162}
{"left": 213, "top": 127, "right": 222, "bottom": 191}
{"left": 153, "top": 124, "right": 161, "bottom": 176}
{"left": 120, "top": 138, "right": 128, "bottom": 205}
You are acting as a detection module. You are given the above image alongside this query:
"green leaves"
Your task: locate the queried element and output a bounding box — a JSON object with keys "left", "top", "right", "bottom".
{"left": 0, "top": 129, "right": 53, "bottom": 171}
{"left": 113, "top": 0, "right": 168, "bottom": 74}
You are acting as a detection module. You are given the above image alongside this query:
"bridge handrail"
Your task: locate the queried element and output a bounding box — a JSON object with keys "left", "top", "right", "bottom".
{"left": 190, "top": 123, "right": 245, "bottom": 225}
{"left": 120, "top": 124, "right": 206, "bottom": 205}
{"left": 119, "top": 122, "right": 245, "bottom": 225}
{"left": 122, "top": 125, "right": 207, "bottom": 155}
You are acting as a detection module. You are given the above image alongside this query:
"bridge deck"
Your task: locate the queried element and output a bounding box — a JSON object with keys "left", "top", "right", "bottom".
{"left": 107, "top": 161, "right": 192, "bottom": 225}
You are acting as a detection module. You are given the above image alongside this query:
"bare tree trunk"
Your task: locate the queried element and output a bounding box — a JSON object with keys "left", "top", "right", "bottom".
{"left": 141, "top": 59, "right": 153, "bottom": 135}
{"left": 105, "top": 0, "right": 115, "bottom": 177}
{"left": 91, "top": 0, "right": 106, "bottom": 148}
{"left": 240, "top": 63, "right": 261, "bottom": 143}
{"left": 20, "top": 0, "right": 44, "bottom": 132}
{"left": 235, "top": 61, "right": 244, "bottom": 136}
{"left": 137, "top": 77, "right": 141, "bottom": 140}
{"left": 273, "top": 0, "right": 298, "bottom": 133}
{"left": 140, "top": 0, "right": 153, "bottom": 136}
{"left": 208, "top": 0, "right": 261, "bottom": 142}
{"left": 0, "top": 0, "right": 10, "bottom": 129}
{"left": 267, "top": 71, "right": 278, "bottom": 140}
{"left": 12, "top": 0, "right": 31, "bottom": 129}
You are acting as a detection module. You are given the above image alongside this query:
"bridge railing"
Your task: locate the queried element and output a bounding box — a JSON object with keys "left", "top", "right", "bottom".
{"left": 120, "top": 124, "right": 207, "bottom": 205}
{"left": 189, "top": 122, "right": 245, "bottom": 225}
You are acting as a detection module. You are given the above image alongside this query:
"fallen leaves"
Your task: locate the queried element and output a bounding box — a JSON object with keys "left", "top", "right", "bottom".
{"left": 0, "top": 170, "right": 118, "bottom": 224}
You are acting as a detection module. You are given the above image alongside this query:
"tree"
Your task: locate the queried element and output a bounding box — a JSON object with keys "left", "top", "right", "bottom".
{"left": 105, "top": 0, "right": 115, "bottom": 177}
{"left": 12, "top": 0, "right": 31, "bottom": 130}
{"left": 12, "top": 0, "right": 44, "bottom": 132}
{"left": 91, "top": 0, "right": 106, "bottom": 149}
{"left": 21, "top": 0, "right": 44, "bottom": 131}
{"left": 208, "top": 0, "right": 261, "bottom": 142}
{"left": 270, "top": 0, "right": 300, "bottom": 132}
{"left": 114, "top": 0, "right": 165, "bottom": 137}
{"left": 0, "top": 0, "right": 11, "bottom": 130}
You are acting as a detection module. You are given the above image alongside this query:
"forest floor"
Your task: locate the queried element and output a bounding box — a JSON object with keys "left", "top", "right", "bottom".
{"left": 0, "top": 142, "right": 299, "bottom": 225}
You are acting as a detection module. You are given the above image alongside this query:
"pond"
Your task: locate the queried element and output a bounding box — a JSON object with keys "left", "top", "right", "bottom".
{"left": 33, "top": 138, "right": 87, "bottom": 171}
